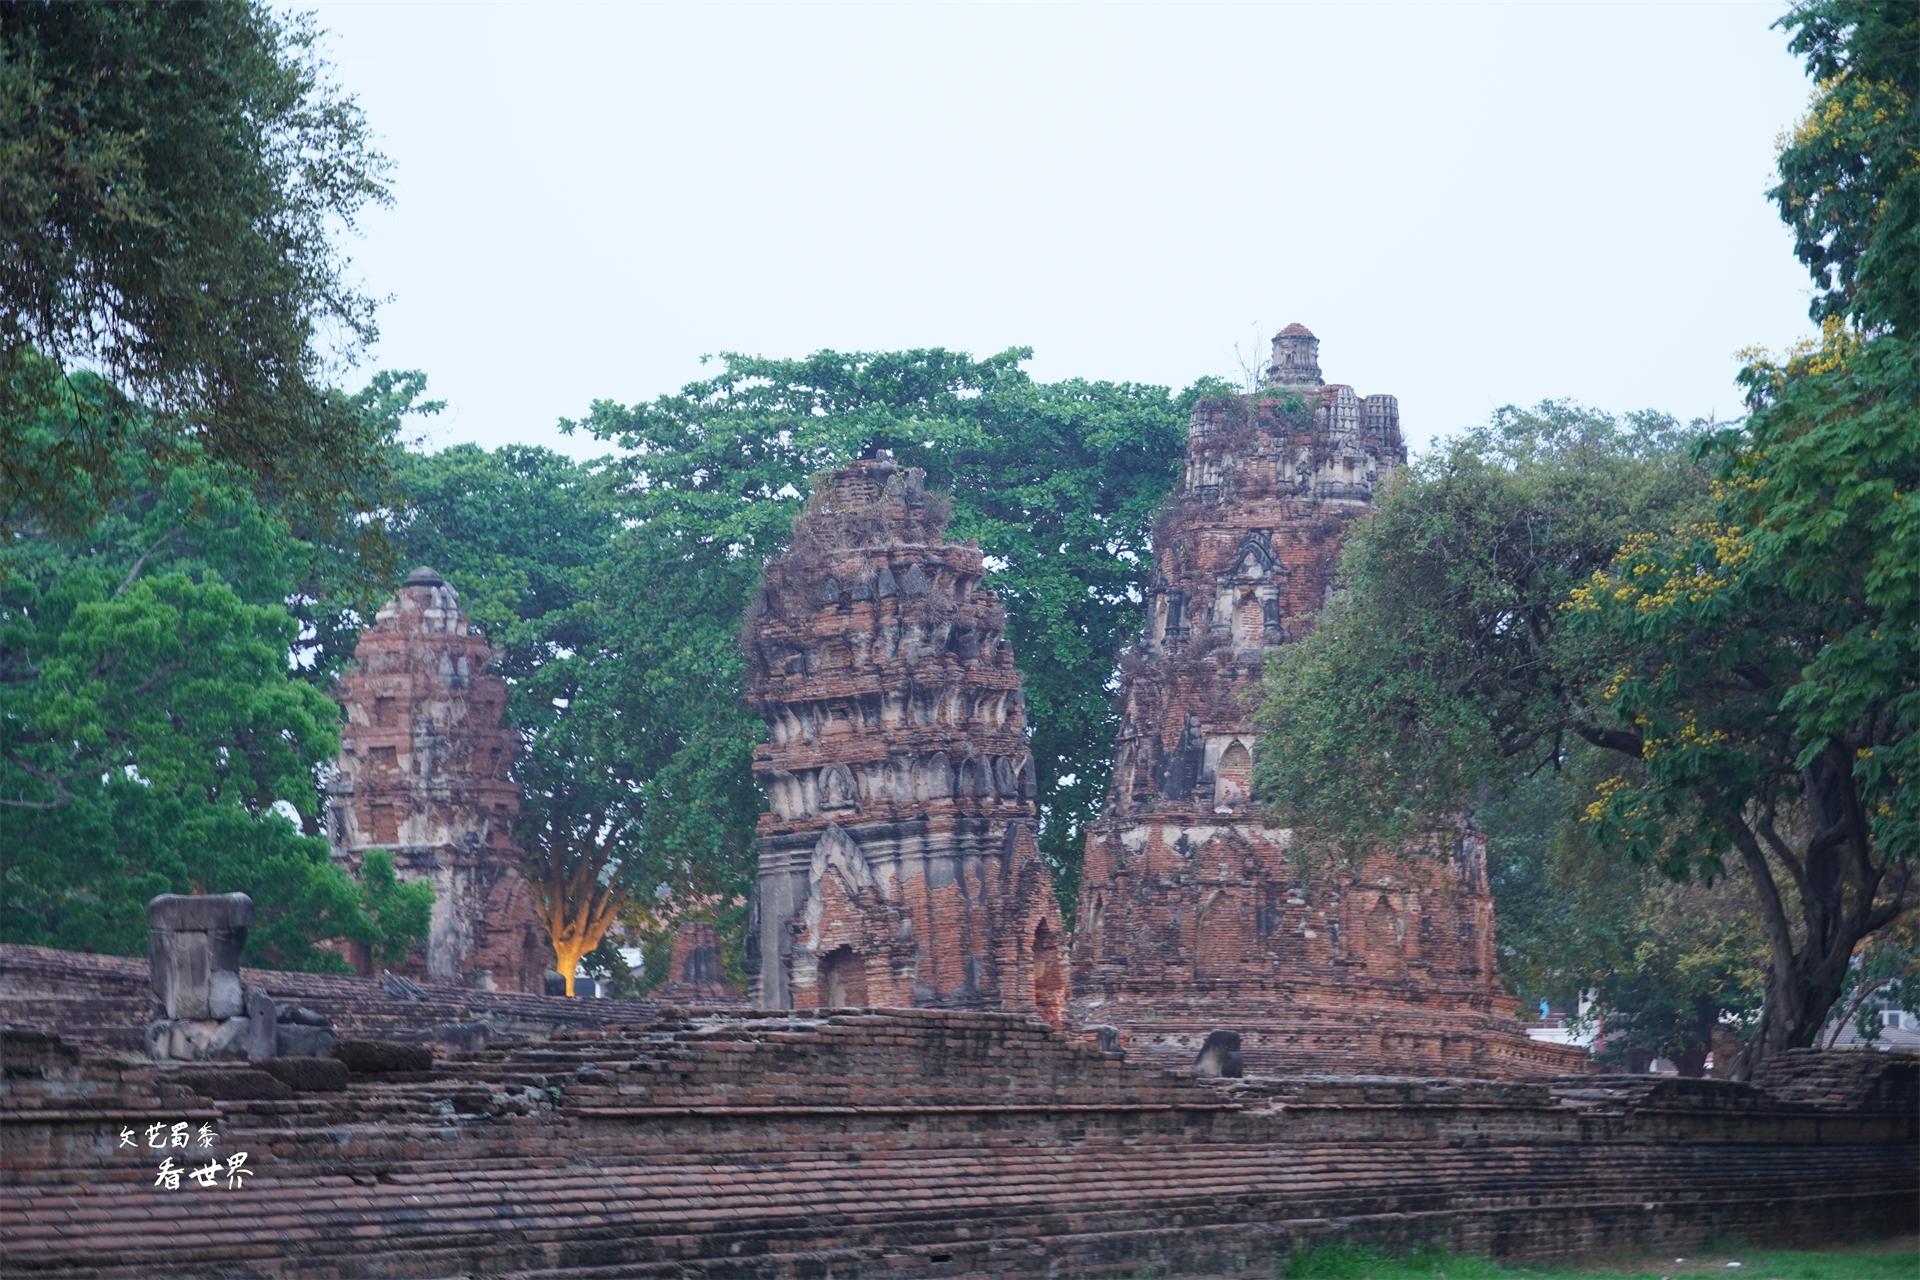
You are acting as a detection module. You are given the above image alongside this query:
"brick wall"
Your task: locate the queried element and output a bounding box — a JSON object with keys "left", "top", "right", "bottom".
{"left": 2, "top": 995, "right": 1911, "bottom": 1278}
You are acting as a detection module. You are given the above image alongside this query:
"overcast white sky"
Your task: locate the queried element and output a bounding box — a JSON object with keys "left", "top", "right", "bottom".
{"left": 309, "top": 1, "right": 1820, "bottom": 460}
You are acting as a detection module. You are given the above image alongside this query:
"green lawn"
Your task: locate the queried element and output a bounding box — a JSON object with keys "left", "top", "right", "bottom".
{"left": 1277, "top": 1238, "right": 1920, "bottom": 1280}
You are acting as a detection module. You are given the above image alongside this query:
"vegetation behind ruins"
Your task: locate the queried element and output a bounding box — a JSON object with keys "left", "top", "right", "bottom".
{"left": 1254, "top": 0, "right": 1919, "bottom": 1070}
{"left": 1, "top": 0, "right": 1912, "bottom": 1070}
{"left": 0, "top": 369, "right": 432, "bottom": 968}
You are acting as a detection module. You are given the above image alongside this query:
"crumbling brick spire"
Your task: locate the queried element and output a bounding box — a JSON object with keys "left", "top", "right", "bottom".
{"left": 1263, "top": 321, "right": 1324, "bottom": 387}
{"left": 326, "top": 568, "right": 549, "bottom": 995}
{"left": 1071, "top": 329, "right": 1585, "bottom": 1078}
{"left": 742, "top": 454, "right": 1064, "bottom": 1024}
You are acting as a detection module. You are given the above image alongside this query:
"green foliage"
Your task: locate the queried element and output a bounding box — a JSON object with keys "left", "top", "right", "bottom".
{"left": 0, "top": 0, "right": 391, "bottom": 535}
{"left": 1482, "top": 760, "right": 1765, "bottom": 1068}
{"left": 1252, "top": 402, "right": 1709, "bottom": 864}
{"left": 0, "top": 378, "right": 426, "bottom": 970}
{"left": 1771, "top": 0, "right": 1920, "bottom": 337}
{"left": 1583, "top": 876, "right": 1766, "bottom": 1068}
{"left": 387, "top": 444, "right": 606, "bottom": 680}
{"left": 354, "top": 850, "right": 434, "bottom": 970}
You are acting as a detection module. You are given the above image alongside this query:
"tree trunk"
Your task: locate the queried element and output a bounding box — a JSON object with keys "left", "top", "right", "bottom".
{"left": 551, "top": 936, "right": 592, "bottom": 998}
{"left": 1724, "top": 781, "right": 1893, "bottom": 1080}
{"left": 1738, "top": 940, "right": 1853, "bottom": 1078}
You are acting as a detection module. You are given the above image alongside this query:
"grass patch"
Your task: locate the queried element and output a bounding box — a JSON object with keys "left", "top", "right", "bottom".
{"left": 1278, "top": 1237, "right": 1919, "bottom": 1279}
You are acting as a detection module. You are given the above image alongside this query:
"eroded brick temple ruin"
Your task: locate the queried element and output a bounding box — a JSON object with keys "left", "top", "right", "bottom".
{"left": 742, "top": 455, "right": 1065, "bottom": 1022}
{"left": 1071, "top": 326, "right": 1584, "bottom": 1077}
{"left": 325, "top": 568, "right": 548, "bottom": 995}
{"left": 1, "top": 334, "right": 1913, "bottom": 1278}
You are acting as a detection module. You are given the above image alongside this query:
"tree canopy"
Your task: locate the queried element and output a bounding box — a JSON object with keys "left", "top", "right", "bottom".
{"left": 0, "top": 374, "right": 427, "bottom": 968}
{"left": 1770, "top": 0, "right": 1920, "bottom": 338}
{"left": 0, "top": 0, "right": 391, "bottom": 536}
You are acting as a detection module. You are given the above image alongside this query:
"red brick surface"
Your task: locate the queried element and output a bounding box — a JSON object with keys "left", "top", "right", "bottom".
{"left": 2, "top": 987, "right": 1912, "bottom": 1278}
{"left": 0, "top": 944, "right": 658, "bottom": 1050}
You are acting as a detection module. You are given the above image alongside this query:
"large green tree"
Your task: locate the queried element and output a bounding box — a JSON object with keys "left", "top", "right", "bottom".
{"left": 0, "top": 373, "right": 425, "bottom": 968}
{"left": 1, "top": 0, "right": 391, "bottom": 536}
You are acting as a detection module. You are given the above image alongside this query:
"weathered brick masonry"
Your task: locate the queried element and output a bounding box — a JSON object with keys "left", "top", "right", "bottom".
{"left": 325, "top": 568, "right": 548, "bottom": 995}
{"left": 3, "top": 953, "right": 1913, "bottom": 1279}
{"left": 653, "top": 922, "right": 748, "bottom": 1007}
{"left": 0, "top": 945, "right": 659, "bottom": 1053}
{"left": 742, "top": 456, "right": 1064, "bottom": 1021}
{"left": 1072, "top": 327, "right": 1585, "bottom": 1077}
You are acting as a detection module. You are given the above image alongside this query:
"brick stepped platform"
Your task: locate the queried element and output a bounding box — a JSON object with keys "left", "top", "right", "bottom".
{"left": 0, "top": 944, "right": 663, "bottom": 1046}
{"left": 1080, "top": 981, "right": 1588, "bottom": 1077}
{"left": 3, "top": 1005, "right": 1913, "bottom": 1278}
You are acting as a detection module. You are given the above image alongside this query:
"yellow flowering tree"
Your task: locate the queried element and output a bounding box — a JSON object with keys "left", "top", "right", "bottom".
{"left": 1571, "top": 319, "right": 1916, "bottom": 1063}
{"left": 1769, "top": 0, "right": 1919, "bottom": 339}
{"left": 1254, "top": 0, "right": 1917, "bottom": 1075}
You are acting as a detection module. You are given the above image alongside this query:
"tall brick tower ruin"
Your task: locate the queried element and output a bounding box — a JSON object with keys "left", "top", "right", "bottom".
{"left": 1070, "top": 326, "right": 1584, "bottom": 1077}
{"left": 743, "top": 454, "right": 1065, "bottom": 1023}
{"left": 327, "top": 568, "right": 549, "bottom": 995}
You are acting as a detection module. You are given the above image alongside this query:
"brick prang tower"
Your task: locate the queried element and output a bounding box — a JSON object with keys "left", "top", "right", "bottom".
{"left": 327, "top": 568, "right": 549, "bottom": 995}
{"left": 743, "top": 454, "right": 1066, "bottom": 1024}
{"left": 1069, "top": 326, "right": 1586, "bottom": 1078}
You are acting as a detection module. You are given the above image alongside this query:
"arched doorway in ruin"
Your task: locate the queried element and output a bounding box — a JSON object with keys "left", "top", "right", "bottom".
{"left": 1030, "top": 922, "right": 1065, "bottom": 1028}
{"left": 1214, "top": 740, "right": 1252, "bottom": 809}
{"left": 818, "top": 945, "right": 867, "bottom": 1008}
